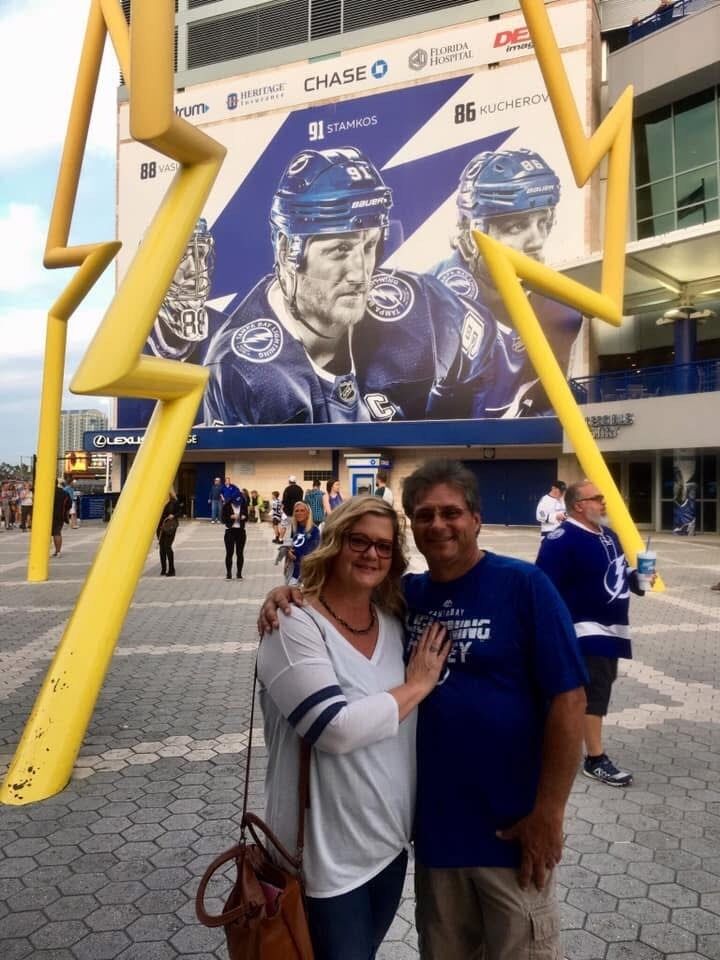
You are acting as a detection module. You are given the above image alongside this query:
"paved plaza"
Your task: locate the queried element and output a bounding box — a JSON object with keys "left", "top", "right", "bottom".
{"left": 1, "top": 517, "right": 720, "bottom": 959}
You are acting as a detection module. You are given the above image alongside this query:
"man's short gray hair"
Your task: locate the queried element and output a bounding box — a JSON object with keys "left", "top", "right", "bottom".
{"left": 402, "top": 459, "right": 481, "bottom": 517}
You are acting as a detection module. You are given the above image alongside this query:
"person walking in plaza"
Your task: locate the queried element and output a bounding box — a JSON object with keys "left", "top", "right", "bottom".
{"left": 536, "top": 479, "right": 566, "bottom": 539}
{"left": 221, "top": 490, "right": 248, "bottom": 580}
{"left": 281, "top": 474, "right": 304, "bottom": 518}
{"left": 260, "top": 460, "right": 587, "bottom": 960}
{"left": 537, "top": 479, "right": 654, "bottom": 787}
{"left": 220, "top": 476, "right": 241, "bottom": 504}
{"left": 374, "top": 472, "right": 394, "bottom": 506}
{"left": 52, "top": 481, "right": 71, "bottom": 557}
{"left": 270, "top": 490, "right": 283, "bottom": 543}
{"left": 1, "top": 484, "right": 16, "bottom": 530}
{"left": 324, "top": 478, "right": 343, "bottom": 515}
{"left": 304, "top": 478, "right": 326, "bottom": 526}
{"left": 283, "top": 501, "right": 321, "bottom": 586}
{"left": 19, "top": 482, "right": 33, "bottom": 531}
{"left": 208, "top": 476, "right": 222, "bottom": 523}
{"left": 258, "top": 496, "right": 449, "bottom": 960}
{"left": 157, "top": 489, "right": 180, "bottom": 577}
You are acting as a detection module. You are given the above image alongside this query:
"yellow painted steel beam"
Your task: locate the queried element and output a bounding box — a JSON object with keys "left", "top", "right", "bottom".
{"left": 3, "top": 0, "right": 225, "bottom": 804}
{"left": 470, "top": 0, "right": 664, "bottom": 588}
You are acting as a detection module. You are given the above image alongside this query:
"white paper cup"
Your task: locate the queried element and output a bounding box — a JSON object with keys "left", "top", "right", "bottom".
{"left": 636, "top": 550, "right": 656, "bottom": 591}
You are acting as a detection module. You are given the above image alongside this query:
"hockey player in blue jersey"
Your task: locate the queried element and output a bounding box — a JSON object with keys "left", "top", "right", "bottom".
{"left": 431, "top": 148, "right": 583, "bottom": 418}
{"left": 203, "top": 147, "right": 495, "bottom": 425}
{"left": 147, "top": 218, "right": 226, "bottom": 365}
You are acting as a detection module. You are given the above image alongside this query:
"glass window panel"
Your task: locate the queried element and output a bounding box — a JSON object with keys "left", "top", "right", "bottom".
{"left": 637, "top": 212, "right": 675, "bottom": 239}
{"left": 634, "top": 106, "right": 673, "bottom": 185}
{"left": 661, "top": 500, "right": 674, "bottom": 530}
{"left": 703, "top": 501, "right": 717, "bottom": 533}
{"left": 661, "top": 456, "right": 675, "bottom": 499}
{"left": 674, "top": 89, "right": 717, "bottom": 173}
{"left": 676, "top": 165, "right": 718, "bottom": 210}
{"left": 637, "top": 178, "right": 675, "bottom": 220}
{"left": 677, "top": 199, "right": 719, "bottom": 228}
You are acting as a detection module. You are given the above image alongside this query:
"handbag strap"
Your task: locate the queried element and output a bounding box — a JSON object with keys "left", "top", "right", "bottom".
{"left": 242, "top": 652, "right": 311, "bottom": 865}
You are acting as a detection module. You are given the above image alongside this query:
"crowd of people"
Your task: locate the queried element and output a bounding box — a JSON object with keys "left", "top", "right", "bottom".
{"left": 1, "top": 480, "right": 34, "bottom": 531}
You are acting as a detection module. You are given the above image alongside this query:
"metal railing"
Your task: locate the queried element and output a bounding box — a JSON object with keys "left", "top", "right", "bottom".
{"left": 628, "top": 0, "right": 717, "bottom": 41}
{"left": 569, "top": 358, "right": 720, "bottom": 404}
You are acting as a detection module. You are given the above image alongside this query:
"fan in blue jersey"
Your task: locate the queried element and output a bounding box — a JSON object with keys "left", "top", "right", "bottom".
{"left": 430, "top": 148, "right": 582, "bottom": 418}
{"left": 537, "top": 479, "right": 656, "bottom": 788}
{"left": 203, "top": 147, "right": 495, "bottom": 425}
{"left": 147, "top": 218, "right": 227, "bottom": 365}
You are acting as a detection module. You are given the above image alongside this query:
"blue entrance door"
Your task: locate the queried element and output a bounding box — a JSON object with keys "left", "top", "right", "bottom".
{"left": 462, "top": 460, "right": 557, "bottom": 525}
{"left": 193, "top": 461, "right": 226, "bottom": 519}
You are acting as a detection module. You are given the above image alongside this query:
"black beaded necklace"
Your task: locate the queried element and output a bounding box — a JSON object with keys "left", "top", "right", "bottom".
{"left": 319, "top": 594, "right": 376, "bottom": 635}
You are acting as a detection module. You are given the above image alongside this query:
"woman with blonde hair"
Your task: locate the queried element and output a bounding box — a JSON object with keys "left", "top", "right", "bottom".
{"left": 283, "top": 500, "right": 320, "bottom": 586}
{"left": 258, "top": 495, "right": 448, "bottom": 960}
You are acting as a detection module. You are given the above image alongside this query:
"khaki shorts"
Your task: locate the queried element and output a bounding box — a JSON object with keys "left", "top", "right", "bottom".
{"left": 415, "top": 863, "right": 561, "bottom": 960}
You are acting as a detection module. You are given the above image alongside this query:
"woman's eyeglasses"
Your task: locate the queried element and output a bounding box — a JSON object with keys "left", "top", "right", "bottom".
{"left": 344, "top": 533, "right": 394, "bottom": 559}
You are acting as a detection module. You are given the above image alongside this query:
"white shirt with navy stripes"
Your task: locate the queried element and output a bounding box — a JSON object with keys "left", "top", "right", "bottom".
{"left": 257, "top": 604, "right": 415, "bottom": 898}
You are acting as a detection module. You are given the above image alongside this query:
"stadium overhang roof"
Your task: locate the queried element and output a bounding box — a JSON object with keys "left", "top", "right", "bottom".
{"left": 556, "top": 221, "right": 720, "bottom": 316}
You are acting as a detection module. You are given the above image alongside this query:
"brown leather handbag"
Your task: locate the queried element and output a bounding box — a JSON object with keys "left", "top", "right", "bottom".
{"left": 195, "top": 665, "right": 314, "bottom": 960}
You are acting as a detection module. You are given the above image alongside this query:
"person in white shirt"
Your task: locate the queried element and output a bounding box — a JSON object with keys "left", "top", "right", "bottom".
{"left": 374, "top": 471, "right": 394, "bottom": 507}
{"left": 536, "top": 481, "right": 567, "bottom": 539}
{"left": 258, "top": 495, "right": 448, "bottom": 960}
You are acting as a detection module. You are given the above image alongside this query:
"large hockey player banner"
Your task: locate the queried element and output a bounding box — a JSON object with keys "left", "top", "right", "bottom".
{"left": 116, "top": 0, "right": 591, "bottom": 445}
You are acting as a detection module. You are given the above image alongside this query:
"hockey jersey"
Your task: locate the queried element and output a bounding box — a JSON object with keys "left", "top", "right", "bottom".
{"left": 202, "top": 270, "right": 495, "bottom": 425}
{"left": 536, "top": 518, "right": 644, "bottom": 659}
{"left": 431, "top": 251, "right": 582, "bottom": 418}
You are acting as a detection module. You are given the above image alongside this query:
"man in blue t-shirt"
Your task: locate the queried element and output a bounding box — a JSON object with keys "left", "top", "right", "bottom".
{"left": 260, "top": 459, "right": 587, "bottom": 959}
{"left": 536, "top": 479, "right": 654, "bottom": 789}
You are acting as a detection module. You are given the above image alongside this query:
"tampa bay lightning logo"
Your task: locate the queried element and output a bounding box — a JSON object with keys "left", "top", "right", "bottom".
{"left": 230, "top": 319, "right": 283, "bottom": 363}
{"left": 287, "top": 153, "right": 312, "bottom": 176}
{"left": 438, "top": 267, "right": 479, "bottom": 301}
{"left": 603, "top": 557, "right": 630, "bottom": 602}
{"left": 367, "top": 274, "right": 415, "bottom": 322}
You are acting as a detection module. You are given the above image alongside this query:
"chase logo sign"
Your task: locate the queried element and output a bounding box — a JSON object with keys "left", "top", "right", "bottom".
{"left": 371, "top": 59, "right": 388, "bottom": 79}
{"left": 231, "top": 319, "right": 283, "bottom": 363}
{"left": 367, "top": 274, "right": 415, "bottom": 322}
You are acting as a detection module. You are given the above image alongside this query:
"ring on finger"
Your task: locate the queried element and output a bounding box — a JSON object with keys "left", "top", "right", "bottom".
{"left": 429, "top": 645, "right": 440, "bottom": 653}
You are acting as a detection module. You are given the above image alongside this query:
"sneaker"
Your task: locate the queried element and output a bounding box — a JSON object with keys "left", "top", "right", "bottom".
{"left": 583, "top": 754, "right": 633, "bottom": 787}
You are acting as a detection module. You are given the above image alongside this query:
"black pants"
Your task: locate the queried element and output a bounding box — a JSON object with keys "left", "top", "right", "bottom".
{"left": 224, "top": 526, "right": 246, "bottom": 577}
{"left": 159, "top": 531, "right": 176, "bottom": 574}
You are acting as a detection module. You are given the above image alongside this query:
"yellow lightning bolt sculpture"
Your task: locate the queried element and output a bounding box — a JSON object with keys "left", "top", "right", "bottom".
{"left": 473, "top": 0, "right": 664, "bottom": 589}
{"left": 4, "top": 0, "right": 658, "bottom": 805}
{"left": 2, "top": 0, "right": 226, "bottom": 804}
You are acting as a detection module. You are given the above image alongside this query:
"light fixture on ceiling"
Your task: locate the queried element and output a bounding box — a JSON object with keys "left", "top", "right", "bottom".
{"left": 656, "top": 306, "right": 717, "bottom": 325}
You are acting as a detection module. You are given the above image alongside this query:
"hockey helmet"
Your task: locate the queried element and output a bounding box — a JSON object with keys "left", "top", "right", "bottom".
{"left": 271, "top": 147, "right": 393, "bottom": 266}
{"left": 457, "top": 149, "right": 560, "bottom": 225}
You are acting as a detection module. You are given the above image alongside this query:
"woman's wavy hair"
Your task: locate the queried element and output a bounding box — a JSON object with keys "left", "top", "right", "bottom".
{"left": 290, "top": 500, "right": 314, "bottom": 535}
{"left": 301, "top": 495, "right": 407, "bottom": 618}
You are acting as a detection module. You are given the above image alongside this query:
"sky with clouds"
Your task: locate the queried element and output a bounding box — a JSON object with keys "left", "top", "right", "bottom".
{"left": 0, "top": 0, "right": 118, "bottom": 464}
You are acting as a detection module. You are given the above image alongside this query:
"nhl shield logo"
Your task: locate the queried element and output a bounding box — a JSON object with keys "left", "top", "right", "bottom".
{"left": 230, "top": 319, "right": 283, "bottom": 363}
{"left": 337, "top": 378, "right": 358, "bottom": 405}
{"left": 367, "top": 273, "right": 415, "bottom": 322}
{"left": 438, "top": 266, "right": 479, "bottom": 301}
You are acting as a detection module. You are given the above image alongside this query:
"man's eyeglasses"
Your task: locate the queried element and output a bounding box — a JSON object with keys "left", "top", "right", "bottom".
{"left": 344, "top": 533, "right": 394, "bottom": 559}
{"left": 577, "top": 494, "right": 605, "bottom": 503}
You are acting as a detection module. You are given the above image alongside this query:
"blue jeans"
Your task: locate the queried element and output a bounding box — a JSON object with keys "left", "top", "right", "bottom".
{"left": 210, "top": 499, "right": 220, "bottom": 521}
{"left": 305, "top": 850, "right": 407, "bottom": 960}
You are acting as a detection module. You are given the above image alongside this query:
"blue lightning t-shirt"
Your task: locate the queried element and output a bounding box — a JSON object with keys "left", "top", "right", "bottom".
{"left": 431, "top": 251, "right": 582, "bottom": 418}
{"left": 404, "top": 552, "right": 586, "bottom": 869}
{"left": 202, "top": 271, "right": 495, "bottom": 425}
